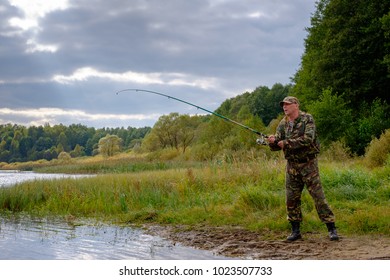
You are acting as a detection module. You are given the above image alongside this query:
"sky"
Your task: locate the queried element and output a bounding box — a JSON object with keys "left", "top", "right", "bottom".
{"left": 0, "top": 0, "right": 317, "bottom": 128}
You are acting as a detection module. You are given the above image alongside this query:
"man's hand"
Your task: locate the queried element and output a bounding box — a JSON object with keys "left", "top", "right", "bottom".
{"left": 268, "top": 135, "right": 285, "bottom": 149}
{"left": 268, "top": 135, "right": 276, "bottom": 144}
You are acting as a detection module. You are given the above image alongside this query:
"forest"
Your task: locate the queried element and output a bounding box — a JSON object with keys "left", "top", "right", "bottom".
{"left": 0, "top": 124, "right": 150, "bottom": 163}
{"left": 0, "top": 0, "right": 389, "bottom": 164}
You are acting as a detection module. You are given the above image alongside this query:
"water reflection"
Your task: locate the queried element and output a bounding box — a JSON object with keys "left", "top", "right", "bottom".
{"left": 0, "top": 170, "right": 92, "bottom": 188}
{"left": 0, "top": 171, "right": 235, "bottom": 260}
{"left": 0, "top": 217, "right": 232, "bottom": 260}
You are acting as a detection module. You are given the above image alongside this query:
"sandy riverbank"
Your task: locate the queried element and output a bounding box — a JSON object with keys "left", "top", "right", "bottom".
{"left": 145, "top": 224, "right": 390, "bottom": 260}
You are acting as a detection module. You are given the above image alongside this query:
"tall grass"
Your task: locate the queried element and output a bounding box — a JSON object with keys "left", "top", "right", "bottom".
{"left": 0, "top": 158, "right": 389, "bottom": 236}
{"left": 0, "top": 153, "right": 205, "bottom": 174}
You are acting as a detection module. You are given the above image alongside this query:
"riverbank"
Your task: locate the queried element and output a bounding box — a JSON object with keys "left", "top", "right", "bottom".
{"left": 2, "top": 159, "right": 389, "bottom": 235}
{"left": 1, "top": 155, "right": 389, "bottom": 260}
{"left": 145, "top": 224, "right": 390, "bottom": 260}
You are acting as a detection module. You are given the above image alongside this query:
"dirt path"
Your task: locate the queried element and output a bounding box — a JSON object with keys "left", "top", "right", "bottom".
{"left": 146, "top": 225, "right": 390, "bottom": 260}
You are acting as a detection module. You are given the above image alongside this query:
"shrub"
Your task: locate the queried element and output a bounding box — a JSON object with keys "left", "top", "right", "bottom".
{"left": 58, "top": 151, "right": 72, "bottom": 163}
{"left": 320, "top": 141, "right": 352, "bottom": 161}
{"left": 364, "top": 129, "right": 390, "bottom": 167}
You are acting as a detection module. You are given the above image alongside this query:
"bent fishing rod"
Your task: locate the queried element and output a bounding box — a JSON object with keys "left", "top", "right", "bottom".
{"left": 115, "top": 89, "right": 268, "bottom": 143}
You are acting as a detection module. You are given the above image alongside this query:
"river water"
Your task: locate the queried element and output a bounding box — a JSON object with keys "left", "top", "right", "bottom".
{"left": 0, "top": 171, "right": 232, "bottom": 260}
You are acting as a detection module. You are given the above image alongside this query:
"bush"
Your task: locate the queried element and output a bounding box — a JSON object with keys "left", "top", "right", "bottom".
{"left": 307, "top": 89, "right": 353, "bottom": 145}
{"left": 320, "top": 141, "right": 352, "bottom": 161}
{"left": 58, "top": 151, "right": 72, "bottom": 163}
{"left": 189, "top": 143, "right": 219, "bottom": 161}
{"left": 364, "top": 129, "right": 390, "bottom": 167}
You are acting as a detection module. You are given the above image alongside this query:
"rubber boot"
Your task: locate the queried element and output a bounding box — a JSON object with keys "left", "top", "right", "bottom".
{"left": 326, "top": 222, "right": 339, "bottom": 241}
{"left": 286, "top": 221, "right": 302, "bottom": 242}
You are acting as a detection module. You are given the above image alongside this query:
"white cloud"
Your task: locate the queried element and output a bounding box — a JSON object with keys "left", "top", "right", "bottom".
{"left": 247, "top": 12, "right": 267, "bottom": 19}
{"left": 0, "top": 107, "right": 160, "bottom": 127}
{"left": 7, "top": 0, "right": 69, "bottom": 53}
{"left": 26, "top": 39, "right": 58, "bottom": 53}
{"left": 8, "top": 0, "right": 69, "bottom": 30}
{"left": 52, "top": 67, "right": 218, "bottom": 89}
{"left": 8, "top": 17, "right": 37, "bottom": 31}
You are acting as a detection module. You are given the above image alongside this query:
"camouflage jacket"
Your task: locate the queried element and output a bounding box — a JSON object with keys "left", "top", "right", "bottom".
{"left": 269, "top": 111, "right": 320, "bottom": 162}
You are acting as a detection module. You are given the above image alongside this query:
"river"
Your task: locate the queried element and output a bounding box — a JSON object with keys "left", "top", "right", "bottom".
{"left": 0, "top": 171, "right": 233, "bottom": 260}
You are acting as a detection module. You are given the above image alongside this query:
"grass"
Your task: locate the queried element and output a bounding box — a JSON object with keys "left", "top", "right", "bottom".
{"left": 0, "top": 154, "right": 389, "bottom": 237}
{"left": 0, "top": 153, "right": 205, "bottom": 174}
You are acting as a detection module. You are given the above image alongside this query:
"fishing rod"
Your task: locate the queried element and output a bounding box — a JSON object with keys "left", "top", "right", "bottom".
{"left": 115, "top": 88, "right": 268, "bottom": 144}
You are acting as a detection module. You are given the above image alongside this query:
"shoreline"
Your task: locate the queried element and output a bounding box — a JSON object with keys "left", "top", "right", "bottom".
{"left": 145, "top": 224, "right": 390, "bottom": 260}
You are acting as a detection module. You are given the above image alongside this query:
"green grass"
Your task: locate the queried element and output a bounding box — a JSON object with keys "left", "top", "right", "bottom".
{"left": 0, "top": 156, "right": 389, "bottom": 237}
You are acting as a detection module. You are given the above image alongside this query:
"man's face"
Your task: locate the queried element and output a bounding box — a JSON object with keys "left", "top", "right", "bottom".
{"left": 282, "top": 102, "right": 298, "bottom": 116}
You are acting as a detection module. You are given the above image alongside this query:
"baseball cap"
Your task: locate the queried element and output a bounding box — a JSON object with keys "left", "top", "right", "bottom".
{"left": 279, "top": 96, "right": 299, "bottom": 107}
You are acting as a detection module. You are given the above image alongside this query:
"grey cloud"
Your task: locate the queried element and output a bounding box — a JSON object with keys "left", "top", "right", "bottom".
{"left": 0, "top": 0, "right": 316, "bottom": 127}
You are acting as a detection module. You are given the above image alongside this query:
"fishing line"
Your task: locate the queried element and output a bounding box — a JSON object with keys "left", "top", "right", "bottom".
{"left": 116, "top": 88, "right": 268, "bottom": 141}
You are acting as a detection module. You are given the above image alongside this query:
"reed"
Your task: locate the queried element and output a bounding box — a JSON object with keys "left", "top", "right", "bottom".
{"left": 0, "top": 157, "right": 388, "bottom": 236}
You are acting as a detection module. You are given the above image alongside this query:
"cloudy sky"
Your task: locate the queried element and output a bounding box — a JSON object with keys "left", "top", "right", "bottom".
{"left": 0, "top": 0, "right": 316, "bottom": 128}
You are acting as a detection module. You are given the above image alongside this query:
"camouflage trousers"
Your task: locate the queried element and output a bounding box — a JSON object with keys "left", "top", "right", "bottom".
{"left": 285, "top": 158, "right": 335, "bottom": 223}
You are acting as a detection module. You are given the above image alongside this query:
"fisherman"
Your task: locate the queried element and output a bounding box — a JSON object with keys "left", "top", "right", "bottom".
{"left": 267, "top": 96, "right": 339, "bottom": 241}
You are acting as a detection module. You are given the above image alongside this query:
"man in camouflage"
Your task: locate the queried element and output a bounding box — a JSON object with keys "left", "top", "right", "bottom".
{"left": 268, "top": 96, "right": 339, "bottom": 241}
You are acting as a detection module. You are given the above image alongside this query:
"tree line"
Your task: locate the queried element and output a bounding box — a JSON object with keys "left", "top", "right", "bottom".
{"left": 0, "top": 123, "right": 150, "bottom": 163}
{"left": 292, "top": 0, "right": 389, "bottom": 154}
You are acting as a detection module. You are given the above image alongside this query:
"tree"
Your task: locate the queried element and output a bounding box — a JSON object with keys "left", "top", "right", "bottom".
{"left": 294, "top": 0, "right": 390, "bottom": 107}
{"left": 176, "top": 115, "right": 202, "bottom": 153}
{"left": 98, "top": 134, "right": 122, "bottom": 157}
{"left": 19, "top": 136, "right": 33, "bottom": 158}
{"left": 146, "top": 113, "right": 202, "bottom": 153}
{"left": 141, "top": 131, "right": 161, "bottom": 152}
{"left": 381, "top": 12, "right": 390, "bottom": 72}
{"left": 249, "top": 84, "right": 291, "bottom": 125}
{"left": 152, "top": 113, "right": 180, "bottom": 150}
{"left": 307, "top": 89, "right": 352, "bottom": 145}
{"left": 57, "top": 132, "right": 70, "bottom": 152}
{"left": 345, "top": 99, "right": 390, "bottom": 155}
{"left": 35, "top": 137, "right": 53, "bottom": 152}
{"left": 293, "top": 0, "right": 390, "bottom": 154}
{"left": 70, "top": 144, "right": 85, "bottom": 158}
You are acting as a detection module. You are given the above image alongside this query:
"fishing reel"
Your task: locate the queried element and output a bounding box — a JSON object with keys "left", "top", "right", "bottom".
{"left": 256, "top": 136, "right": 269, "bottom": 145}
